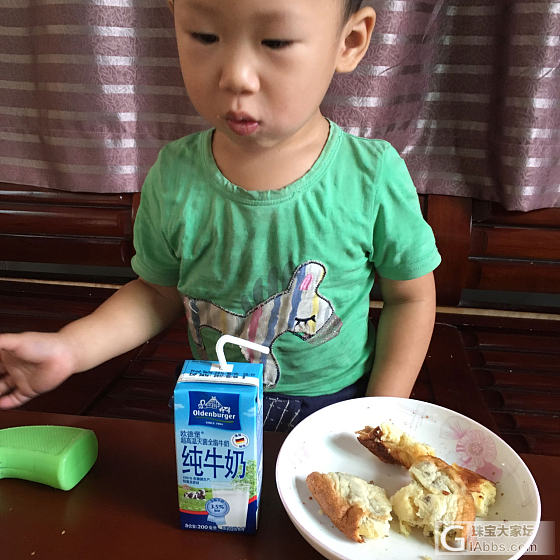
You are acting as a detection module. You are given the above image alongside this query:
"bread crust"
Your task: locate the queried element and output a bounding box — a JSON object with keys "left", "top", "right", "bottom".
{"left": 451, "top": 463, "right": 497, "bottom": 516}
{"left": 452, "top": 462, "right": 494, "bottom": 493}
{"left": 356, "top": 424, "right": 434, "bottom": 469}
{"left": 355, "top": 426, "right": 399, "bottom": 465}
{"left": 306, "top": 471, "right": 366, "bottom": 542}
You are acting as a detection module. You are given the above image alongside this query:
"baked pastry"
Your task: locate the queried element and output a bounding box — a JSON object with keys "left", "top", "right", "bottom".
{"left": 451, "top": 463, "right": 497, "bottom": 517}
{"left": 357, "top": 423, "right": 496, "bottom": 516}
{"left": 306, "top": 471, "right": 392, "bottom": 542}
{"left": 391, "top": 455, "right": 475, "bottom": 545}
{"left": 356, "top": 423, "right": 435, "bottom": 468}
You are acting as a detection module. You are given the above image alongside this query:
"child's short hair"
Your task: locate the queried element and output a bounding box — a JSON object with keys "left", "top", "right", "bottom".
{"left": 343, "top": 0, "right": 364, "bottom": 20}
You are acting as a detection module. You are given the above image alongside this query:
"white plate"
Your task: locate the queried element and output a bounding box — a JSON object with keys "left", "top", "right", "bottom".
{"left": 276, "top": 397, "right": 540, "bottom": 560}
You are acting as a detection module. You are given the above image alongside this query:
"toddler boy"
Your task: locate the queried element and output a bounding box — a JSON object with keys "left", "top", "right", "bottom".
{"left": 0, "top": 0, "right": 440, "bottom": 431}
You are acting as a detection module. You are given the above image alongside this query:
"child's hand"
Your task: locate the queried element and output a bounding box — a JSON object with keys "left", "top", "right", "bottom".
{"left": 0, "top": 332, "right": 75, "bottom": 409}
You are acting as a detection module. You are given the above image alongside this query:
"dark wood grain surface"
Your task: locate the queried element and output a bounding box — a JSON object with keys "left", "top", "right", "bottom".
{"left": 0, "top": 410, "right": 324, "bottom": 560}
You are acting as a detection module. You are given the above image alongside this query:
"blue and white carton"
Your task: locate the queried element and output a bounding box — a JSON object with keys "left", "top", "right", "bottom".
{"left": 174, "top": 336, "right": 268, "bottom": 534}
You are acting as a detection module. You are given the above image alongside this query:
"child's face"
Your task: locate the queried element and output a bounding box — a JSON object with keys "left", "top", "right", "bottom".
{"left": 171, "top": 0, "right": 358, "bottom": 150}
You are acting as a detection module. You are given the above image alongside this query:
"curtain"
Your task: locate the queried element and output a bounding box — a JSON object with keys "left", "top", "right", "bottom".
{"left": 1, "top": 0, "right": 558, "bottom": 211}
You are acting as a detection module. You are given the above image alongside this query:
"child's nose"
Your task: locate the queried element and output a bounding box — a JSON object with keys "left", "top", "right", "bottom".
{"left": 218, "top": 50, "right": 259, "bottom": 94}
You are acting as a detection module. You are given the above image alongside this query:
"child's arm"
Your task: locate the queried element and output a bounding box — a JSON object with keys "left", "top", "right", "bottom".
{"left": 366, "top": 272, "right": 436, "bottom": 398}
{"left": 0, "top": 278, "right": 184, "bottom": 409}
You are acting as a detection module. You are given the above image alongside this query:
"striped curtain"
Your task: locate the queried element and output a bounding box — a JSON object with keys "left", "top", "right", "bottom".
{"left": 1, "top": 0, "right": 558, "bottom": 211}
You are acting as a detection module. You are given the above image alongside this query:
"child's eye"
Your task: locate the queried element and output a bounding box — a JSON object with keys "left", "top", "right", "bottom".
{"left": 262, "top": 39, "right": 293, "bottom": 50}
{"left": 190, "top": 32, "right": 218, "bottom": 45}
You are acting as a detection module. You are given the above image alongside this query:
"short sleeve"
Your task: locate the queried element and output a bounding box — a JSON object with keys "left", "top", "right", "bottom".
{"left": 370, "top": 144, "right": 441, "bottom": 280}
{"left": 130, "top": 153, "right": 181, "bottom": 286}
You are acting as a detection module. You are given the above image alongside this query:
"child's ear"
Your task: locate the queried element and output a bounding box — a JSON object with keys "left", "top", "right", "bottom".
{"left": 336, "top": 7, "right": 376, "bottom": 73}
{"left": 167, "top": 0, "right": 174, "bottom": 15}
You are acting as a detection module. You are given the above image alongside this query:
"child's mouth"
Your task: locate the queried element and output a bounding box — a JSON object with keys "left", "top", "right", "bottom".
{"left": 225, "top": 113, "right": 260, "bottom": 136}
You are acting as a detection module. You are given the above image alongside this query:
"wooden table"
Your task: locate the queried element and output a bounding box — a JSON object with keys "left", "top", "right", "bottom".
{"left": 0, "top": 411, "right": 557, "bottom": 560}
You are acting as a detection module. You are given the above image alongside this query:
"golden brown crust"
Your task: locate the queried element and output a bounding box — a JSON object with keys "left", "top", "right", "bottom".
{"left": 355, "top": 426, "right": 399, "bottom": 465}
{"left": 451, "top": 463, "right": 493, "bottom": 493}
{"left": 356, "top": 424, "right": 434, "bottom": 469}
{"left": 451, "top": 463, "right": 497, "bottom": 516}
{"left": 306, "top": 472, "right": 365, "bottom": 542}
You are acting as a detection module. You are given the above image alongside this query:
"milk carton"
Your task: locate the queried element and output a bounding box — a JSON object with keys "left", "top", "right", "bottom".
{"left": 173, "top": 336, "right": 268, "bottom": 534}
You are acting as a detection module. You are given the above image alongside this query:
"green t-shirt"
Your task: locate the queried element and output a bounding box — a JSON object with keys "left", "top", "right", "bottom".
{"left": 131, "top": 120, "right": 441, "bottom": 396}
